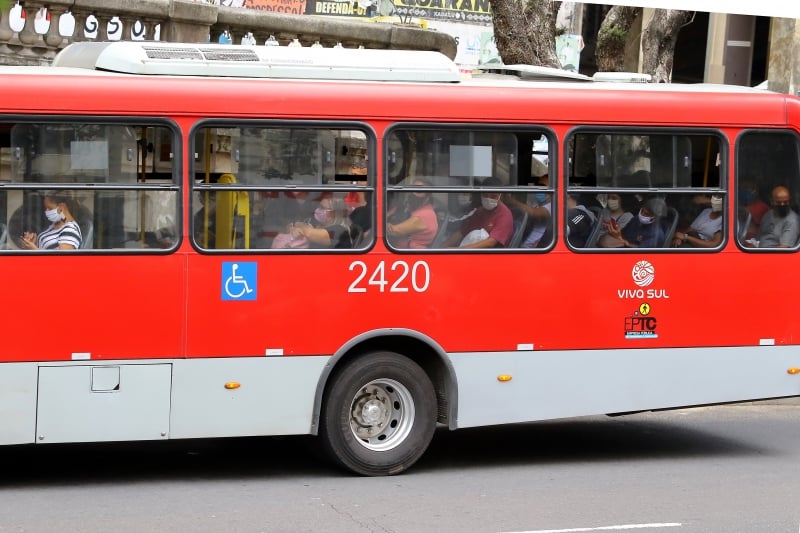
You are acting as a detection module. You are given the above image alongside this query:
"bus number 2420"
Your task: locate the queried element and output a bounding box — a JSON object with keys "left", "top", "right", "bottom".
{"left": 348, "top": 260, "right": 430, "bottom": 293}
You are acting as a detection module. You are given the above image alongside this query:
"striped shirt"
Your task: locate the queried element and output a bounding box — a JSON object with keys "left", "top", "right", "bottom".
{"left": 37, "top": 221, "right": 82, "bottom": 250}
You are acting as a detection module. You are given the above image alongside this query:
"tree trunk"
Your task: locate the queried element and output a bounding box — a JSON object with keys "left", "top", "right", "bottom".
{"left": 641, "top": 10, "right": 694, "bottom": 82}
{"left": 490, "top": 0, "right": 561, "bottom": 67}
{"left": 596, "top": 5, "right": 641, "bottom": 72}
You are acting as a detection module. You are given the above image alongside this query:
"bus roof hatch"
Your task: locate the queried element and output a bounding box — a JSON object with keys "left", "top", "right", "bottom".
{"left": 52, "top": 41, "right": 461, "bottom": 83}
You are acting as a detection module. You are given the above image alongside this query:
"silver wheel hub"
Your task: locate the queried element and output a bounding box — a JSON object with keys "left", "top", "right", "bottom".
{"left": 349, "top": 379, "right": 415, "bottom": 451}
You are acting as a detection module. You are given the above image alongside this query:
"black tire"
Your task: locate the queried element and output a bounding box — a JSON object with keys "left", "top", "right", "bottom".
{"left": 319, "top": 351, "right": 437, "bottom": 476}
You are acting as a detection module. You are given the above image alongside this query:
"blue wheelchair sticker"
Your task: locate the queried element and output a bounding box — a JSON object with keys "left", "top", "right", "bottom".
{"left": 221, "top": 262, "right": 257, "bottom": 301}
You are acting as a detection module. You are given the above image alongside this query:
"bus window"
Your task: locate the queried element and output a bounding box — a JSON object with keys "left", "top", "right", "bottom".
{"left": 191, "top": 124, "right": 374, "bottom": 250}
{"left": 0, "top": 121, "right": 179, "bottom": 251}
{"left": 385, "top": 126, "right": 552, "bottom": 250}
{"left": 737, "top": 130, "right": 800, "bottom": 249}
{"left": 568, "top": 130, "right": 725, "bottom": 250}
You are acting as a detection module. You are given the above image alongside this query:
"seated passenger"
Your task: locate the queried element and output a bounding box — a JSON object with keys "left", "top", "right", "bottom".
{"left": 750, "top": 185, "right": 800, "bottom": 248}
{"left": 596, "top": 193, "right": 634, "bottom": 248}
{"left": 739, "top": 178, "right": 769, "bottom": 240}
{"left": 387, "top": 180, "right": 438, "bottom": 249}
{"left": 19, "top": 191, "right": 83, "bottom": 250}
{"left": 442, "top": 177, "right": 513, "bottom": 249}
{"left": 672, "top": 194, "right": 723, "bottom": 247}
{"left": 285, "top": 195, "right": 357, "bottom": 249}
{"left": 604, "top": 197, "right": 666, "bottom": 248}
{"left": 503, "top": 173, "right": 551, "bottom": 248}
{"left": 565, "top": 193, "right": 596, "bottom": 248}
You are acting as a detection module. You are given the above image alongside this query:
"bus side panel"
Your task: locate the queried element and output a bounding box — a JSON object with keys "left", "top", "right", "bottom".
{"left": 0, "top": 362, "right": 37, "bottom": 445}
{"left": 36, "top": 363, "right": 172, "bottom": 444}
{"left": 450, "top": 346, "right": 800, "bottom": 428}
{"left": 169, "top": 356, "right": 328, "bottom": 439}
{"left": 1, "top": 255, "right": 186, "bottom": 362}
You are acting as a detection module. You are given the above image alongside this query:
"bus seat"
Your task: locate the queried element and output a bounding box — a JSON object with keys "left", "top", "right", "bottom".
{"left": 0, "top": 222, "right": 7, "bottom": 249}
{"left": 737, "top": 207, "right": 751, "bottom": 240}
{"left": 585, "top": 207, "right": 605, "bottom": 247}
{"left": 661, "top": 207, "right": 679, "bottom": 247}
{"left": 430, "top": 216, "right": 450, "bottom": 248}
{"left": 78, "top": 218, "right": 94, "bottom": 249}
{"left": 508, "top": 207, "right": 529, "bottom": 248}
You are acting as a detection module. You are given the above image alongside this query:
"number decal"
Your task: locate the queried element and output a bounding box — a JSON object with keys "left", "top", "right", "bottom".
{"left": 411, "top": 261, "right": 430, "bottom": 292}
{"left": 368, "top": 261, "right": 388, "bottom": 292}
{"left": 390, "top": 261, "right": 410, "bottom": 293}
{"left": 348, "top": 261, "right": 368, "bottom": 293}
{"left": 349, "top": 260, "right": 430, "bottom": 293}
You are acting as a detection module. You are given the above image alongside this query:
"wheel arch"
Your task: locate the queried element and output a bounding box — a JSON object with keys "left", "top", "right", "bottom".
{"left": 310, "top": 329, "right": 457, "bottom": 435}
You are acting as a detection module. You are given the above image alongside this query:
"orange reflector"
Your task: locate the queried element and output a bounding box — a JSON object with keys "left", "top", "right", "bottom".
{"left": 224, "top": 382, "right": 241, "bottom": 389}
{"left": 497, "top": 375, "right": 512, "bottom": 382}
{"left": 788, "top": 368, "right": 800, "bottom": 375}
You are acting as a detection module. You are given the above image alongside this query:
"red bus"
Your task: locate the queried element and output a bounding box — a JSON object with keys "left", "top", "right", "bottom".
{"left": 2, "top": 41, "right": 799, "bottom": 476}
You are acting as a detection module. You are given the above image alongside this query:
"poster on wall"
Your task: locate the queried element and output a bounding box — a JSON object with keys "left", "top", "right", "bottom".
{"left": 394, "top": 0, "right": 491, "bottom": 23}
{"left": 555, "top": 34, "right": 583, "bottom": 72}
{"left": 241, "top": 0, "right": 308, "bottom": 15}
{"left": 424, "top": 20, "right": 499, "bottom": 72}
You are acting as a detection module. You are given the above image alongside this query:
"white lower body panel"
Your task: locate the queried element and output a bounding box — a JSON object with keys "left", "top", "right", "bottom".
{"left": 449, "top": 345, "right": 800, "bottom": 428}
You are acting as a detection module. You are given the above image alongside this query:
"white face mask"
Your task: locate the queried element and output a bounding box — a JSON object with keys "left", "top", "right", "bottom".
{"left": 45, "top": 207, "right": 62, "bottom": 223}
{"left": 481, "top": 197, "right": 499, "bottom": 211}
{"left": 458, "top": 194, "right": 473, "bottom": 207}
{"left": 638, "top": 210, "right": 654, "bottom": 225}
{"left": 710, "top": 197, "right": 723, "bottom": 212}
{"left": 607, "top": 198, "right": 621, "bottom": 211}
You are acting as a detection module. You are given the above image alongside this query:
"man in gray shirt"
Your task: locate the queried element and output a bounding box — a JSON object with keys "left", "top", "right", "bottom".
{"left": 757, "top": 185, "right": 800, "bottom": 248}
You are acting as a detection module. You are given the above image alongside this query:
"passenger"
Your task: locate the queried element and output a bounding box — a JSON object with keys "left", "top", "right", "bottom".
{"left": 739, "top": 178, "right": 769, "bottom": 240}
{"left": 287, "top": 196, "right": 356, "bottom": 249}
{"left": 387, "top": 180, "right": 438, "bottom": 249}
{"left": 443, "top": 177, "right": 513, "bottom": 249}
{"left": 597, "top": 193, "right": 634, "bottom": 248}
{"left": 503, "top": 173, "right": 551, "bottom": 248}
{"left": 672, "top": 194, "right": 724, "bottom": 248}
{"left": 750, "top": 185, "right": 800, "bottom": 248}
{"left": 565, "top": 193, "right": 596, "bottom": 248}
{"left": 604, "top": 197, "right": 666, "bottom": 248}
{"left": 19, "top": 191, "right": 82, "bottom": 250}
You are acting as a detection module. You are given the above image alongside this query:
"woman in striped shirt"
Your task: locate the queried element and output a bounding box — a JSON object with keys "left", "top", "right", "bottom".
{"left": 20, "top": 192, "right": 83, "bottom": 250}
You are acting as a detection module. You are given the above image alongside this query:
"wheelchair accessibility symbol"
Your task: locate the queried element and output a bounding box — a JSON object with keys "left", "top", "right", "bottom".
{"left": 222, "top": 262, "right": 257, "bottom": 301}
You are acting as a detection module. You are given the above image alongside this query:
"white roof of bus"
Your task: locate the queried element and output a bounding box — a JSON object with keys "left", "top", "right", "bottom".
{"left": 51, "top": 41, "right": 462, "bottom": 83}
{"left": 0, "top": 41, "right": 782, "bottom": 97}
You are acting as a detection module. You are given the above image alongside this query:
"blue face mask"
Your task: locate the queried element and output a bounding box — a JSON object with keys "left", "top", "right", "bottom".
{"left": 739, "top": 189, "right": 754, "bottom": 205}
{"left": 534, "top": 193, "right": 548, "bottom": 203}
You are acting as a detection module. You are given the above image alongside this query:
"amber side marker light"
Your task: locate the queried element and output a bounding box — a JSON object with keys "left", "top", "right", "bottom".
{"left": 788, "top": 368, "right": 800, "bottom": 375}
{"left": 497, "top": 375, "right": 513, "bottom": 382}
{"left": 224, "top": 382, "right": 241, "bottom": 389}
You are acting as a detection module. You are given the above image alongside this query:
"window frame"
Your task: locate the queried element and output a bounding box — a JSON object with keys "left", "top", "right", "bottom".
{"left": 0, "top": 115, "right": 182, "bottom": 254}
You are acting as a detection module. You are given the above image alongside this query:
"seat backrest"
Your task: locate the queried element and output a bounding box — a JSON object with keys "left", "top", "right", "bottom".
{"left": 737, "top": 207, "right": 751, "bottom": 240}
{"left": 508, "top": 207, "right": 529, "bottom": 248}
{"left": 430, "top": 216, "right": 450, "bottom": 248}
{"left": 78, "top": 218, "right": 94, "bottom": 249}
{"left": 585, "top": 207, "right": 606, "bottom": 247}
{"left": 661, "top": 207, "right": 679, "bottom": 247}
{"left": 0, "top": 222, "right": 7, "bottom": 250}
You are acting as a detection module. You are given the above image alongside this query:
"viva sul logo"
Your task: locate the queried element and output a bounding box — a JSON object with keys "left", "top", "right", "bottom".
{"left": 618, "top": 260, "right": 669, "bottom": 299}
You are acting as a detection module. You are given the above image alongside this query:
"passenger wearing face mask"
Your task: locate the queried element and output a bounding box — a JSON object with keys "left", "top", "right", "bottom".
{"left": 20, "top": 192, "right": 82, "bottom": 250}
{"left": 504, "top": 174, "right": 551, "bottom": 248}
{"left": 287, "top": 195, "right": 355, "bottom": 249}
{"left": 387, "top": 180, "right": 438, "bottom": 249}
{"left": 672, "top": 194, "right": 724, "bottom": 248}
{"left": 752, "top": 185, "right": 800, "bottom": 248}
{"left": 442, "top": 177, "right": 513, "bottom": 249}
{"left": 597, "top": 193, "right": 634, "bottom": 248}
{"left": 605, "top": 197, "right": 667, "bottom": 248}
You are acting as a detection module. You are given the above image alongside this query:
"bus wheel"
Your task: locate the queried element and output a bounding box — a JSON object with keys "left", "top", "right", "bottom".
{"left": 320, "top": 351, "right": 437, "bottom": 476}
